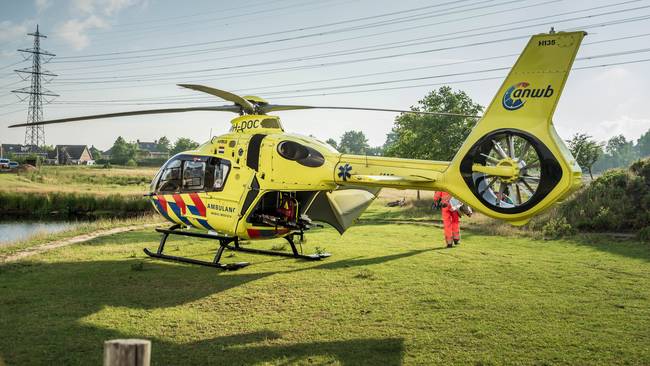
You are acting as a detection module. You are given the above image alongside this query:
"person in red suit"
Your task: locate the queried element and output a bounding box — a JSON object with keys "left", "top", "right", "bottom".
{"left": 433, "top": 191, "right": 462, "bottom": 248}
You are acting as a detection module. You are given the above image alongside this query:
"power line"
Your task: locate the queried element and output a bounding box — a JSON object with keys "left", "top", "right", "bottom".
{"left": 50, "top": 0, "right": 558, "bottom": 74}
{"left": 6, "top": 54, "right": 645, "bottom": 113}
{"left": 52, "top": 0, "right": 645, "bottom": 69}
{"left": 50, "top": 18, "right": 650, "bottom": 96}
{"left": 40, "top": 30, "right": 650, "bottom": 103}
{"left": 47, "top": 47, "right": 650, "bottom": 106}
{"left": 0, "top": 107, "right": 25, "bottom": 117}
{"left": 51, "top": 0, "right": 354, "bottom": 43}
{"left": 53, "top": 11, "right": 650, "bottom": 87}
{"left": 35, "top": 55, "right": 650, "bottom": 107}
{"left": 50, "top": 0, "right": 638, "bottom": 77}
{"left": 53, "top": 0, "right": 482, "bottom": 60}
{"left": 270, "top": 57, "right": 650, "bottom": 100}
{"left": 71, "top": 0, "right": 287, "bottom": 32}
{"left": 48, "top": 0, "right": 362, "bottom": 58}
{"left": 0, "top": 60, "right": 25, "bottom": 71}
{"left": 231, "top": 32, "right": 650, "bottom": 94}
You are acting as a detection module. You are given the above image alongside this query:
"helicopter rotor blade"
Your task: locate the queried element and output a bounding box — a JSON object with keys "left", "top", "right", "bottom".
{"left": 8, "top": 105, "right": 242, "bottom": 128}
{"left": 261, "top": 104, "right": 482, "bottom": 118}
{"left": 177, "top": 84, "right": 255, "bottom": 114}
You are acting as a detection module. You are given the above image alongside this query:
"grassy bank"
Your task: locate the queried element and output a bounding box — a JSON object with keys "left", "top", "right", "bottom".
{"left": 0, "top": 165, "right": 158, "bottom": 195}
{"left": 0, "top": 215, "right": 161, "bottom": 256}
{"left": 0, "top": 222, "right": 648, "bottom": 365}
{"left": 0, "top": 191, "right": 153, "bottom": 219}
{"left": 0, "top": 166, "right": 157, "bottom": 219}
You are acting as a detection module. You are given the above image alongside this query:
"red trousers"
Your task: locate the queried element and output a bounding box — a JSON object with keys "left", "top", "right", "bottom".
{"left": 442, "top": 208, "right": 460, "bottom": 243}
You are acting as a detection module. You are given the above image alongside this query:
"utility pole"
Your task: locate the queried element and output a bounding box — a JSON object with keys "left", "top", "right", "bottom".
{"left": 11, "top": 24, "right": 58, "bottom": 151}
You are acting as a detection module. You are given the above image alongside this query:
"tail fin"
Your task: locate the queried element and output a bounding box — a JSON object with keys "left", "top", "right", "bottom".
{"left": 443, "top": 30, "right": 586, "bottom": 225}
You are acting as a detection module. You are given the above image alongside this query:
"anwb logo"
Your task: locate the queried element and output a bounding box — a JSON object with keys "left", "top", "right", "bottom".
{"left": 502, "top": 82, "right": 554, "bottom": 111}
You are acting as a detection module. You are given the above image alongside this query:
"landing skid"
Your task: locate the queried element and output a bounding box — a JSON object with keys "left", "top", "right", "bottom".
{"left": 224, "top": 235, "right": 331, "bottom": 261}
{"left": 143, "top": 225, "right": 330, "bottom": 270}
{"left": 144, "top": 224, "right": 249, "bottom": 270}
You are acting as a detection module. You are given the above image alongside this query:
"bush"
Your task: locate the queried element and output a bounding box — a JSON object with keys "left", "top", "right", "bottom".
{"left": 555, "top": 158, "right": 650, "bottom": 232}
{"left": 0, "top": 191, "right": 153, "bottom": 219}
{"left": 125, "top": 159, "right": 137, "bottom": 167}
{"left": 542, "top": 217, "right": 575, "bottom": 239}
{"left": 135, "top": 157, "right": 168, "bottom": 167}
{"left": 639, "top": 227, "right": 650, "bottom": 243}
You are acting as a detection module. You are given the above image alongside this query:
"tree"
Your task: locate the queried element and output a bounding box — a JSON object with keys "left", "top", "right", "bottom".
{"left": 89, "top": 145, "right": 102, "bottom": 160}
{"left": 41, "top": 144, "right": 55, "bottom": 153}
{"left": 382, "top": 131, "right": 398, "bottom": 152}
{"left": 110, "top": 136, "right": 137, "bottom": 165}
{"left": 366, "top": 146, "right": 384, "bottom": 156}
{"left": 338, "top": 130, "right": 369, "bottom": 154}
{"left": 384, "top": 86, "right": 483, "bottom": 160}
{"left": 565, "top": 133, "right": 603, "bottom": 180}
{"left": 171, "top": 137, "right": 199, "bottom": 155}
{"left": 156, "top": 136, "right": 171, "bottom": 152}
{"left": 638, "top": 129, "right": 650, "bottom": 158}
{"left": 593, "top": 135, "right": 641, "bottom": 172}
{"left": 325, "top": 138, "right": 338, "bottom": 150}
{"left": 610, "top": 135, "right": 636, "bottom": 167}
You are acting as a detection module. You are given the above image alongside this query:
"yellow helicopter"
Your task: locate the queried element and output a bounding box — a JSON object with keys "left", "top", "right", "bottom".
{"left": 10, "top": 30, "right": 586, "bottom": 269}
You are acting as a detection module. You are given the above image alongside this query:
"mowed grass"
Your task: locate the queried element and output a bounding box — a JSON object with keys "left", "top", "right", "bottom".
{"left": 0, "top": 166, "right": 158, "bottom": 195}
{"left": 1, "top": 223, "right": 649, "bottom": 365}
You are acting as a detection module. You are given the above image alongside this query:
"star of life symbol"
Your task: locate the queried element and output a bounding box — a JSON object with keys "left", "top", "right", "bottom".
{"left": 338, "top": 163, "right": 352, "bottom": 181}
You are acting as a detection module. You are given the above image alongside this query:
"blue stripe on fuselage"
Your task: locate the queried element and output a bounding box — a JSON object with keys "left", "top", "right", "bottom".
{"left": 197, "top": 218, "right": 214, "bottom": 231}
{"left": 187, "top": 205, "right": 200, "bottom": 216}
{"left": 167, "top": 201, "right": 192, "bottom": 226}
{"left": 152, "top": 198, "right": 174, "bottom": 223}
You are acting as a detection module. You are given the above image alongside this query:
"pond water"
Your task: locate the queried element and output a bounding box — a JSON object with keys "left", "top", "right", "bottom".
{"left": 0, "top": 222, "right": 76, "bottom": 247}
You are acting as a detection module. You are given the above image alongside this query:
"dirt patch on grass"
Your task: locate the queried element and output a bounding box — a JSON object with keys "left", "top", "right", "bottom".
{"left": 0, "top": 223, "right": 158, "bottom": 263}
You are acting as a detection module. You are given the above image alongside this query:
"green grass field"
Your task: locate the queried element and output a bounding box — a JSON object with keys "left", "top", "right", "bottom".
{"left": 1, "top": 221, "right": 648, "bottom": 365}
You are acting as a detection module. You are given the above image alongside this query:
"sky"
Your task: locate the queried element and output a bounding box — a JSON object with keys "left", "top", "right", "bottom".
{"left": 0, "top": 0, "right": 649, "bottom": 150}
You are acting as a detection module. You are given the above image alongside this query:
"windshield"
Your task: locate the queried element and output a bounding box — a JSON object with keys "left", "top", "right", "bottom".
{"left": 152, "top": 155, "right": 231, "bottom": 193}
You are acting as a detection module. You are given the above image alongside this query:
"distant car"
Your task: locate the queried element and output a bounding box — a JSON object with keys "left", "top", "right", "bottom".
{"left": 9, "top": 161, "right": 19, "bottom": 169}
{"left": 0, "top": 158, "right": 9, "bottom": 169}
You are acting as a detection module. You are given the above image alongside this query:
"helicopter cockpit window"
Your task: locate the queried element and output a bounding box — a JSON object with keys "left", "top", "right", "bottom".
{"left": 154, "top": 155, "right": 231, "bottom": 193}
{"left": 157, "top": 159, "right": 182, "bottom": 192}
{"left": 183, "top": 160, "right": 206, "bottom": 191}
{"left": 212, "top": 161, "right": 230, "bottom": 191}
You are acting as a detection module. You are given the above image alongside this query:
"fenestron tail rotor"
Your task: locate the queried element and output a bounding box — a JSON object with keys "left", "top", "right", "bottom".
{"left": 8, "top": 84, "right": 481, "bottom": 128}
{"left": 462, "top": 130, "right": 547, "bottom": 212}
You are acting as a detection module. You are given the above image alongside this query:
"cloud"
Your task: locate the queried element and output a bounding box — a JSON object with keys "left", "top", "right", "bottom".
{"left": 0, "top": 20, "right": 29, "bottom": 42}
{"left": 556, "top": 64, "right": 650, "bottom": 142}
{"left": 35, "top": 0, "right": 52, "bottom": 13}
{"left": 0, "top": 50, "right": 17, "bottom": 58}
{"left": 71, "top": 0, "right": 142, "bottom": 16}
{"left": 56, "top": 15, "right": 108, "bottom": 50}
{"left": 56, "top": 0, "right": 145, "bottom": 49}
{"left": 104, "top": 0, "right": 140, "bottom": 16}
{"left": 600, "top": 116, "right": 650, "bottom": 141}
{"left": 72, "top": 0, "right": 96, "bottom": 14}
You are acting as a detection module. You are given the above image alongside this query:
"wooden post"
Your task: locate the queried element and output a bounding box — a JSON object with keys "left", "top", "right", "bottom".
{"left": 103, "top": 339, "right": 151, "bottom": 366}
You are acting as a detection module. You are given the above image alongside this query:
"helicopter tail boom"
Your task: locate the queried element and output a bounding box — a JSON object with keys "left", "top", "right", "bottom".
{"left": 442, "top": 30, "right": 586, "bottom": 224}
{"left": 335, "top": 30, "right": 586, "bottom": 225}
